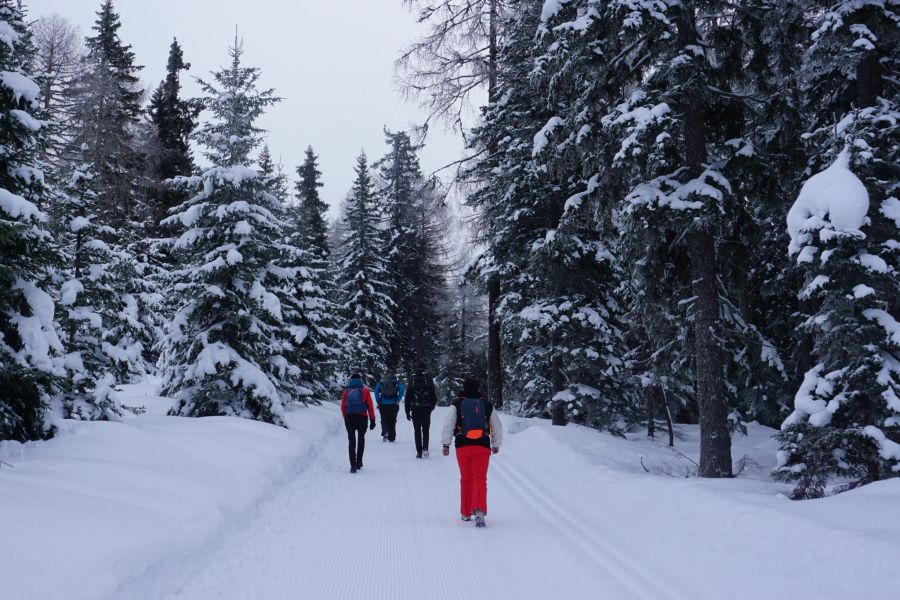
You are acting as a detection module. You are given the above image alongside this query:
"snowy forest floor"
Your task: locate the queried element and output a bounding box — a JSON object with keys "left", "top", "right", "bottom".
{"left": 2, "top": 380, "right": 899, "bottom": 600}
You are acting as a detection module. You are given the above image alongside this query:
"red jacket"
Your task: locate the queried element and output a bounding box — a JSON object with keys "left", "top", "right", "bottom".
{"left": 341, "top": 386, "right": 376, "bottom": 419}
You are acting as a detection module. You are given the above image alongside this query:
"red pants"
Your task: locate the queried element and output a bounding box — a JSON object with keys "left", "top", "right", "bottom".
{"left": 456, "top": 445, "right": 492, "bottom": 516}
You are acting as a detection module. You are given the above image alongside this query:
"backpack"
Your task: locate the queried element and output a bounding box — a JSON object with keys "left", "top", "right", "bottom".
{"left": 380, "top": 379, "right": 399, "bottom": 400}
{"left": 346, "top": 387, "right": 367, "bottom": 415}
{"left": 410, "top": 375, "right": 435, "bottom": 408}
{"left": 458, "top": 397, "right": 488, "bottom": 440}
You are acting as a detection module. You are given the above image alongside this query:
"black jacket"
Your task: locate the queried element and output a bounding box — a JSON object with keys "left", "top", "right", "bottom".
{"left": 405, "top": 372, "right": 437, "bottom": 416}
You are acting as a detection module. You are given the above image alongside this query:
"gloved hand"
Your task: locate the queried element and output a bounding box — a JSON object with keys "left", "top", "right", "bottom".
{"left": 442, "top": 446, "right": 450, "bottom": 457}
{"left": 492, "top": 447, "right": 500, "bottom": 455}
{"left": 369, "top": 420, "right": 376, "bottom": 430}
{"left": 406, "top": 413, "right": 412, "bottom": 421}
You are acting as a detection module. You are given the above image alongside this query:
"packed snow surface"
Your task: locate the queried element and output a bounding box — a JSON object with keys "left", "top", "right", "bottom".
{"left": 2, "top": 380, "right": 899, "bottom": 600}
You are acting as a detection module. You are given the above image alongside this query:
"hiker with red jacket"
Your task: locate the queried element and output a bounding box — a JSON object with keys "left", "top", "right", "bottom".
{"left": 441, "top": 377, "right": 503, "bottom": 527}
{"left": 341, "top": 374, "right": 376, "bottom": 473}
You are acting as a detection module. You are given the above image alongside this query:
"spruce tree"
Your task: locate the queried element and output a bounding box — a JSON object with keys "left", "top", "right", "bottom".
{"left": 257, "top": 144, "right": 289, "bottom": 202}
{"left": 69, "top": 0, "right": 143, "bottom": 230}
{"left": 338, "top": 152, "right": 395, "bottom": 384}
{"left": 160, "top": 40, "right": 305, "bottom": 424}
{"left": 59, "top": 1, "right": 154, "bottom": 379}
{"left": 375, "top": 129, "right": 447, "bottom": 372}
{"left": 775, "top": 0, "right": 899, "bottom": 498}
{"left": 147, "top": 38, "right": 198, "bottom": 233}
{"left": 0, "top": 1, "right": 64, "bottom": 441}
{"left": 466, "top": 1, "right": 544, "bottom": 414}
{"left": 55, "top": 161, "right": 133, "bottom": 420}
{"left": 295, "top": 146, "right": 330, "bottom": 262}
{"left": 262, "top": 143, "right": 341, "bottom": 400}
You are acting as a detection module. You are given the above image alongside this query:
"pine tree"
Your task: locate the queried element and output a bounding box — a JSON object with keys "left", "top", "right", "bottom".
{"left": 257, "top": 144, "right": 289, "bottom": 202}
{"left": 466, "top": 1, "right": 634, "bottom": 430}
{"left": 399, "top": 0, "right": 507, "bottom": 407}
{"left": 147, "top": 38, "right": 198, "bottom": 233}
{"left": 55, "top": 161, "right": 134, "bottom": 420}
{"left": 442, "top": 278, "right": 487, "bottom": 403}
{"left": 338, "top": 152, "right": 395, "bottom": 384}
{"left": 160, "top": 39, "right": 305, "bottom": 424}
{"left": 774, "top": 0, "right": 899, "bottom": 498}
{"left": 261, "top": 143, "right": 342, "bottom": 400}
{"left": 0, "top": 1, "right": 65, "bottom": 441}
{"left": 375, "top": 129, "right": 447, "bottom": 372}
{"left": 295, "top": 146, "right": 330, "bottom": 262}
{"left": 536, "top": 0, "right": 743, "bottom": 470}
{"left": 69, "top": 0, "right": 143, "bottom": 230}
{"left": 466, "top": 0, "right": 544, "bottom": 413}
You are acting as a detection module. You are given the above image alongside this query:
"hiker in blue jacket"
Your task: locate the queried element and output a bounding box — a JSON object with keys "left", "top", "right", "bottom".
{"left": 375, "top": 372, "right": 405, "bottom": 442}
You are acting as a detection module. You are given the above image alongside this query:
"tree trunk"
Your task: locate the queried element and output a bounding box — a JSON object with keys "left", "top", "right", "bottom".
{"left": 488, "top": 0, "right": 498, "bottom": 101}
{"left": 487, "top": 278, "right": 503, "bottom": 408}
{"left": 647, "top": 386, "right": 656, "bottom": 438}
{"left": 485, "top": 0, "right": 503, "bottom": 410}
{"left": 662, "top": 389, "right": 675, "bottom": 447}
{"left": 690, "top": 228, "right": 732, "bottom": 477}
{"left": 678, "top": 3, "right": 731, "bottom": 477}
{"left": 856, "top": 50, "right": 882, "bottom": 108}
{"left": 550, "top": 349, "right": 566, "bottom": 426}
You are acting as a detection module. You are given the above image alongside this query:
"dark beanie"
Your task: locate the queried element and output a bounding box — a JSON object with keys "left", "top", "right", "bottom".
{"left": 462, "top": 377, "right": 481, "bottom": 397}
{"left": 350, "top": 373, "right": 362, "bottom": 380}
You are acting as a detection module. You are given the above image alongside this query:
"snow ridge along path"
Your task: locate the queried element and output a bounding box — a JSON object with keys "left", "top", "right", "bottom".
{"left": 131, "top": 406, "right": 705, "bottom": 600}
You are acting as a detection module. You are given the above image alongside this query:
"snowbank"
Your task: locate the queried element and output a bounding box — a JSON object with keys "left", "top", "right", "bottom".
{"left": 0, "top": 380, "right": 339, "bottom": 600}
{"left": 502, "top": 416, "right": 900, "bottom": 600}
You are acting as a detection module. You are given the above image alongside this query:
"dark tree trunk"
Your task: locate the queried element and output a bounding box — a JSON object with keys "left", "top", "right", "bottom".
{"left": 550, "top": 349, "right": 566, "bottom": 426}
{"left": 662, "top": 389, "right": 675, "bottom": 447}
{"left": 647, "top": 387, "right": 656, "bottom": 438}
{"left": 487, "top": 278, "right": 503, "bottom": 408}
{"left": 678, "top": 3, "right": 732, "bottom": 477}
{"left": 856, "top": 51, "right": 882, "bottom": 108}
{"left": 488, "top": 0, "right": 498, "bottom": 100}
{"left": 690, "top": 228, "right": 732, "bottom": 477}
{"left": 485, "top": 2, "right": 503, "bottom": 410}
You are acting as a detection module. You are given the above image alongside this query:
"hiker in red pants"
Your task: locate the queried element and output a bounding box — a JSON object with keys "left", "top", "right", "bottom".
{"left": 441, "top": 377, "right": 503, "bottom": 527}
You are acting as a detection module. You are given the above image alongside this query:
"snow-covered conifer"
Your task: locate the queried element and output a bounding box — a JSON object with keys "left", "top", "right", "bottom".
{"left": 775, "top": 1, "right": 899, "bottom": 498}
{"left": 375, "top": 129, "right": 447, "bottom": 371}
{"left": 0, "top": 1, "right": 64, "bottom": 440}
{"left": 68, "top": 0, "right": 143, "bottom": 230}
{"left": 55, "top": 162, "right": 131, "bottom": 420}
{"left": 160, "top": 39, "right": 307, "bottom": 424}
{"left": 147, "top": 37, "right": 198, "bottom": 233}
{"left": 337, "top": 152, "right": 394, "bottom": 384}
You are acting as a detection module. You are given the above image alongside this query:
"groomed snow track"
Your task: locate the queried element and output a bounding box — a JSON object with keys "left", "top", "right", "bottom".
{"left": 118, "top": 407, "right": 705, "bottom": 600}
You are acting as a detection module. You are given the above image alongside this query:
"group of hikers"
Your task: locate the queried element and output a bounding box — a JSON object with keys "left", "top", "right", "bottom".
{"left": 339, "top": 362, "right": 503, "bottom": 528}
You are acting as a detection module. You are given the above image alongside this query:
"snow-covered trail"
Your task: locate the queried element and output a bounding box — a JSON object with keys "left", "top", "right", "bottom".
{"left": 146, "top": 407, "right": 703, "bottom": 600}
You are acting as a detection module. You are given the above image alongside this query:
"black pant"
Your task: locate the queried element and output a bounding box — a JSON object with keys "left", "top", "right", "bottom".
{"left": 378, "top": 404, "right": 400, "bottom": 441}
{"left": 410, "top": 407, "right": 433, "bottom": 453}
{"left": 345, "top": 414, "right": 368, "bottom": 467}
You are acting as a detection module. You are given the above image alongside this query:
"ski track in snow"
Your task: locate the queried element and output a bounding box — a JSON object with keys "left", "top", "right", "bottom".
{"left": 118, "top": 407, "right": 704, "bottom": 600}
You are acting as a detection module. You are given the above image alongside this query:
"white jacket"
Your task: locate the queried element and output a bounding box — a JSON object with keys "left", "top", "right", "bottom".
{"left": 441, "top": 404, "right": 503, "bottom": 448}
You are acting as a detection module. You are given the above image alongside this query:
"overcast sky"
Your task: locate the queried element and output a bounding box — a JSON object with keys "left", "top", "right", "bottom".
{"left": 26, "top": 0, "right": 468, "bottom": 219}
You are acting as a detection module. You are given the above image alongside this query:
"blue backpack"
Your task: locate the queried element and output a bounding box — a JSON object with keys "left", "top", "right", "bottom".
{"left": 458, "top": 397, "right": 488, "bottom": 440}
{"left": 346, "top": 386, "right": 367, "bottom": 415}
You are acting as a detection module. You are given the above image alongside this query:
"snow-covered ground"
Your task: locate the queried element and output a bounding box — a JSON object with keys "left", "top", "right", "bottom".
{"left": 2, "top": 380, "right": 899, "bottom": 600}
